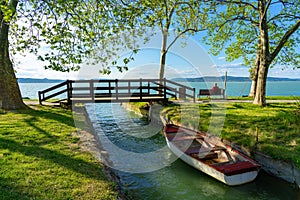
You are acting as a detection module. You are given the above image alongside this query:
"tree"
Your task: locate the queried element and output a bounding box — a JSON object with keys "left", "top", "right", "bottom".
{"left": 0, "top": 0, "right": 26, "bottom": 109}
{"left": 0, "top": 0, "right": 142, "bottom": 109}
{"left": 119, "top": 0, "right": 207, "bottom": 82}
{"left": 203, "top": 0, "right": 300, "bottom": 106}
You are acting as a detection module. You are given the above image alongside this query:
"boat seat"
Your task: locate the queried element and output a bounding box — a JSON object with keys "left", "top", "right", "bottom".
{"left": 185, "top": 147, "right": 218, "bottom": 160}
{"left": 212, "top": 146, "right": 226, "bottom": 151}
{"left": 185, "top": 147, "right": 201, "bottom": 154}
{"left": 171, "top": 135, "right": 203, "bottom": 141}
{"left": 198, "top": 151, "right": 218, "bottom": 160}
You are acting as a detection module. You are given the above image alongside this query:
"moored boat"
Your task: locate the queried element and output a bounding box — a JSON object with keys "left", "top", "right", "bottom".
{"left": 164, "top": 124, "right": 261, "bottom": 186}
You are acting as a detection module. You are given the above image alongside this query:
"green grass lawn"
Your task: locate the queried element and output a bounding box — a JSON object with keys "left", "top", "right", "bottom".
{"left": 0, "top": 105, "right": 117, "bottom": 200}
{"left": 161, "top": 101, "right": 300, "bottom": 169}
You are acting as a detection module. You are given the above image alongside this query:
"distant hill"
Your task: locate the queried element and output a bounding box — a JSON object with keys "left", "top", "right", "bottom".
{"left": 17, "top": 78, "right": 64, "bottom": 83}
{"left": 17, "top": 77, "right": 300, "bottom": 83}
{"left": 172, "top": 76, "right": 300, "bottom": 82}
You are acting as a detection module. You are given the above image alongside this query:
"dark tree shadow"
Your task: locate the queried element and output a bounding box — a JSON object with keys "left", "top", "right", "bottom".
{"left": 0, "top": 138, "right": 105, "bottom": 180}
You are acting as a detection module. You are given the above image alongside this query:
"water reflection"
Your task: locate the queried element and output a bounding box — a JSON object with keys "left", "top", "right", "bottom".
{"left": 86, "top": 103, "right": 299, "bottom": 200}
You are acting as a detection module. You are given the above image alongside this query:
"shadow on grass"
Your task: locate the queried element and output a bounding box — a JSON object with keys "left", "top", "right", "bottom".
{"left": 11, "top": 107, "right": 77, "bottom": 146}
{"left": 0, "top": 137, "right": 105, "bottom": 180}
{"left": 16, "top": 107, "right": 75, "bottom": 128}
{"left": 0, "top": 177, "right": 33, "bottom": 200}
{"left": 0, "top": 106, "right": 114, "bottom": 199}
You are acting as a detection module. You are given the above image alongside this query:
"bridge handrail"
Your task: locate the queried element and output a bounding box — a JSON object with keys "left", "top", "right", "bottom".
{"left": 38, "top": 80, "right": 70, "bottom": 103}
{"left": 165, "top": 79, "right": 194, "bottom": 91}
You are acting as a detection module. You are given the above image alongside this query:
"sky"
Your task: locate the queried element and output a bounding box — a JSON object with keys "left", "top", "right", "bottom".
{"left": 14, "top": 30, "right": 300, "bottom": 80}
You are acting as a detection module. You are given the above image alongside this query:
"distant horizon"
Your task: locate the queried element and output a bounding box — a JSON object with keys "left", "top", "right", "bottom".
{"left": 16, "top": 75, "right": 300, "bottom": 79}
{"left": 17, "top": 75, "right": 300, "bottom": 83}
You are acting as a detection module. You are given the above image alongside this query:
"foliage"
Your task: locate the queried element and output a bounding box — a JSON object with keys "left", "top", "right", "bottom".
{"left": 203, "top": 1, "right": 300, "bottom": 69}
{"left": 109, "top": 0, "right": 209, "bottom": 79}
{"left": 0, "top": 105, "right": 117, "bottom": 199}
{"left": 5, "top": 0, "right": 210, "bottom": 76}
{"left": 7, "top": 0, "right": 145, "bottom": 74}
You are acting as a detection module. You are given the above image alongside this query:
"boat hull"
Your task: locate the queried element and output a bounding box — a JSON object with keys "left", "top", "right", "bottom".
{"left": 167, "top": 142, "right": 258, "bottom": 186}
{"left": 164, "top": 124, "right": 261, "bottom": 186}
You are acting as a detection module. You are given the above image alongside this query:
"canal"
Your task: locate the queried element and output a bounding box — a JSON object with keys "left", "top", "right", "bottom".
{"left": 85, "top": 103, "right": 299, "bottom": 200}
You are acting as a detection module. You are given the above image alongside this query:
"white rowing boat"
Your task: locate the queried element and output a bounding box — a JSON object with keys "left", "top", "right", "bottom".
{"left": 164, "top": 124, "right": 261, "bottom": 186}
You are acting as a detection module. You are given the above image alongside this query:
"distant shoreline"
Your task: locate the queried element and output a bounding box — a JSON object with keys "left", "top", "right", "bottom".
{"left": 17, "top": 78, "right": 63, "bottom": 83}
{"left": 17, "top": 76, "right": 300, "bottom": 83}
{"left": 172, "top": 76, "right": 300, "bottom": 82}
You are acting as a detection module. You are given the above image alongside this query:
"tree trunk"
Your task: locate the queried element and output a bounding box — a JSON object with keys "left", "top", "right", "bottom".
{"left": 249, "top": 65, "right": 259, "bottom": 98}
{"left": 158, "top": 29, "right": 167, "bottom": 94}
{"left": 253, "top": 62, "right": 269, "bottom": 106}
{"left": 249, "top": 39, "right": 261, "bottom": 97}
{"left": 159, "top": 29, "right": 168, "bottom": 81}
{"left": 253, "top": 0, "right": 270, "bottom": 107}
{"left": 0, "top": 0, "right": 27, "bottom": 110}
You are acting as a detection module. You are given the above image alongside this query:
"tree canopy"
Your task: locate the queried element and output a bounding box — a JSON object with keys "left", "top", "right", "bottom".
{"left": 202, "top": 0, "right": 300, "bottom": 105}
{"left": 204, "top": 1, "right": 300, "bottom": 69}
{"left": 9, "top": 0, "right": 145, "bottom": 73}
{"left": 112, "top": 0, "right": 208, "bottom": 80}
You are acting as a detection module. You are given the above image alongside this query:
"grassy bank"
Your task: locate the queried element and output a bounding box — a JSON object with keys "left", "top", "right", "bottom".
{"left": 0, "top": 105, "right": 117, "bottom": 199}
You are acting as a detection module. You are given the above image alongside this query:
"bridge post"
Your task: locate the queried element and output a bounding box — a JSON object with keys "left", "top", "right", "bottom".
{"left": 193, "top": 88, "right": 196, "bottom": 103}
{"left": 163, "top": 78, "right": 167, "bottom": 100}
{"left": 67, "top": 80, "right": 72, "bottom": 105}
{"left": 140, "top": 78, "right": 142, "bottom": 100}
{"left": 108, "top": 81, "right": 112, "bottom": 95}
{"left": 90, "top": 80, "right": 94, "bottom": 101}
{"left": 115, "top": 79, "right": 118, "bottom": 100}
{"left": 38, "top": 91, "right": 42, "bottom": 105}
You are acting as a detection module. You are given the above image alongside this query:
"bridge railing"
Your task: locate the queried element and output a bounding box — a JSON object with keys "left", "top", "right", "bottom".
{"left": 38, "top": 78, "right": 195, "bottom": 105}
{"left": 38, "top": 80, "right": 71, "bottom": 104}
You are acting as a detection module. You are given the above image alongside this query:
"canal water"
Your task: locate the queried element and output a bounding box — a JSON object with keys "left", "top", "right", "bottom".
{"left": 85, "top": 103, "right": 299, "bottom": 200}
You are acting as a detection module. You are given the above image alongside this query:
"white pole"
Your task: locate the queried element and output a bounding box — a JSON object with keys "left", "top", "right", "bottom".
{"left": 224, "top": 71, "right": 227, "bottom": 98}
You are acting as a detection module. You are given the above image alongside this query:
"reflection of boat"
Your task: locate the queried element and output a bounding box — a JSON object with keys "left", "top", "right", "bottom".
{"left": 164, "top": 124, "right": 261, "bottom": 186}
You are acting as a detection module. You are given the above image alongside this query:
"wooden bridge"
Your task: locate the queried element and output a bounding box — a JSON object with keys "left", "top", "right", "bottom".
{"left": 38, "top": 78, "right": 195, "bottom": 105}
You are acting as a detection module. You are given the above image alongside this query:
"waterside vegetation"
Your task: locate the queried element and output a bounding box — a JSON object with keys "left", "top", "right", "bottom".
{"left": 0, "top": 105, "right": 117, "bottom": 199}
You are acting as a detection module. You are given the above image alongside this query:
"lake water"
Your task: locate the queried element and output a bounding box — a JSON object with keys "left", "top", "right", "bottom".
{"left": 18, "top": 81, "right": 300, "bottom": 99}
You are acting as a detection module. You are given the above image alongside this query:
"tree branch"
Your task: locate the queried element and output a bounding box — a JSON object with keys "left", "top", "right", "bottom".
{"left": 212, "top": 0, "right": 258, "bottom": 10}
{"left": 268, "top": 13, "right": 300, "bottom": 22}
{"left": 261, "top": 0, "right": 272, "bottom": 23}
{"left": 165, "top": 28, "right": 203, "bottom": 53}
{"left": 270, "top": 19, "right": 300, "bottom": 61}
{"left": 217, "top": 16, "right": 258, "bottom": 32}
